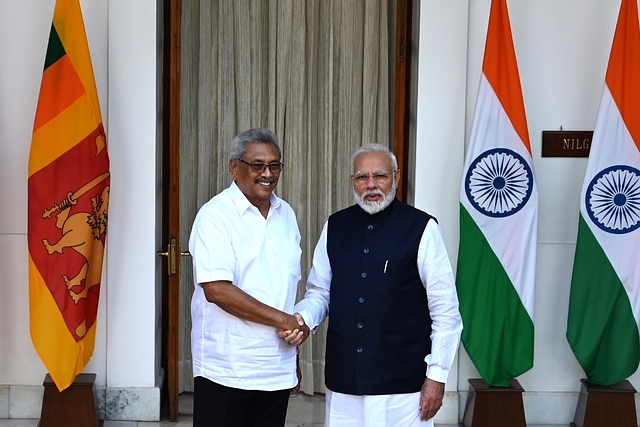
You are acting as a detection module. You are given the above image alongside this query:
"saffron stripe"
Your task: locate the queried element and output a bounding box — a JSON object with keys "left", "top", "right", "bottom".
{"left": 29, "top": 96, "right": 100, "bottom": 175}
{"left": 53, "top": 0, "right": 103, "bottom": 120}
{"left": 33, "top": 54, "right": 86, "bottom": 132}
{"left": 606, "top": 0, "right": 640, "bottom": 153}
{"left": 482, "top": 0, "right": 531, "bottom": 153}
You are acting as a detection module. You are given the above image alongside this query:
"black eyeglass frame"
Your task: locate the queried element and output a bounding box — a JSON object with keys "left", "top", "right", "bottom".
{"left": 238, "top": 158, "right": 284, "bottom": 173}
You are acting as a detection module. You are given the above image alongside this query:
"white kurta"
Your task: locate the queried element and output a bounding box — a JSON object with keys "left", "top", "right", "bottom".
{"left": 325, "top": 389, "right": 433, "bottom": 427}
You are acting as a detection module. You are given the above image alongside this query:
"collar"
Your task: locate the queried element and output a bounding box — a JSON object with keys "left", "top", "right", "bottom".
{"left": 229, "top": 181, "right": 281, "bottom": 216}
{"left": 355, "top": 197, "right": 399, "bottom": 223}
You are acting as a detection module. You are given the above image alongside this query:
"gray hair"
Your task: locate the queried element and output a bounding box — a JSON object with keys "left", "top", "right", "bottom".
{"left": 230, "top": 128, "right": 282, "bottom": 161}
{"left": 350, "top": 143, "right": 398, "bottom": 174}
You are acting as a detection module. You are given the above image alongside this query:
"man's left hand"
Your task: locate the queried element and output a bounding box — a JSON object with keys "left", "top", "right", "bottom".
{"left": 419, "top": 378, "right": 444, "bottom": 421}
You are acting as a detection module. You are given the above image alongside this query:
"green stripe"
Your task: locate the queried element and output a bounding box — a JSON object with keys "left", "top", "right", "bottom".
{"left": 456, "top": 204, "right": 534, "bottom": 387}
{"left": 566, "top": 215, "right": 640, "bottom": 386}
{"left": 44, "top": 25, "right": 66, "bottom": 70}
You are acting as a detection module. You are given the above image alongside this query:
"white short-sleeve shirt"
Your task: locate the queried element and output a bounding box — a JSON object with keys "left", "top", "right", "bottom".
{"left": 189, "top": 181, "right": 302, "bottom": 391}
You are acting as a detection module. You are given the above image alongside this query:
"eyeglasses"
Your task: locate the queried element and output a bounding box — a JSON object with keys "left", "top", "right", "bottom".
{"left": 238, "top": 159, "right": 284, "bottom": 173}
{"left": 352, "top": 172, "right": 394, "bottom": 185}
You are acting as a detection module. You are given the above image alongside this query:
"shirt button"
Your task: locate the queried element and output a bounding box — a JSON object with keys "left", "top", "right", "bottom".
{"left": 358, "top": 297, "right": 364, "bottom": 303}
{"left": 361, "top": 272, "right": 367, "bottom": 278}
{"left": 363, "top": 248, "right": 369, "bottom": 254}
{"left": 367, "top": 225, "right": 373, "bottom": 230}
{"left": 357, "top": 347, "right": 363, "bottom": 353}
{"left": 357, "top": 322, "right": 363, "bottom": 329}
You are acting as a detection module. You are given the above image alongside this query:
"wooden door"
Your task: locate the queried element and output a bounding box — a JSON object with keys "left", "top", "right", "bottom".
{"left": 393, "top": 0, "right": 413, "bottom": 202}
{"left": 159, "top": 2, "right": 412, "bottom": 420}
{"left": 159, "top": 0, "right": 184, "bottom": 421}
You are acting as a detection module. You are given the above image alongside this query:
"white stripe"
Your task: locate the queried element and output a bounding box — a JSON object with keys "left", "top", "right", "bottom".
{"left": 461, "top": 74, "right": 538, "bottom": 320}
{"left": 580, "top": 85, "right": 640, "bottom": 320}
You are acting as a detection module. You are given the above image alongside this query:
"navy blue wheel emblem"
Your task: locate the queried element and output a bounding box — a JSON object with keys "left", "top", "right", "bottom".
{"left": 465, "top": 148, "right": 533, "bottom": 218}
{"left": 586, "top": 165, "right": 640, "bottom": 234}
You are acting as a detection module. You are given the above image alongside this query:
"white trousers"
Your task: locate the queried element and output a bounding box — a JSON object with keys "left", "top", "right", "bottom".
{"left": 325, "top": 389, "right": 434, "bottom": 427}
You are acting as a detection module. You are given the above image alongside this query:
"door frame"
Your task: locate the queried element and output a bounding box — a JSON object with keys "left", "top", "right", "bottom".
{"left": 393, "top": 0, "right": 414, "bottom": 202}
{"left": 159, "top": 0, "right": 413, "bottom": 420}
{"left": 160, "top": 0, "right": 182, "bottom": 421}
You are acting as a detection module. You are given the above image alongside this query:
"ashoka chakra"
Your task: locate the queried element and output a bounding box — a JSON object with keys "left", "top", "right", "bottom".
{"left": 465, "top": 148, "right": 533, "bottom": 218}
{"left": 586, "top": 165, "right": 640, "bottom": 234}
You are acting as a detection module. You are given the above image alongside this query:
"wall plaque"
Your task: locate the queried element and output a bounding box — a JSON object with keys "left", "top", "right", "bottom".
{"left": 542, "top": 131, "right": 593, "bottom": 157}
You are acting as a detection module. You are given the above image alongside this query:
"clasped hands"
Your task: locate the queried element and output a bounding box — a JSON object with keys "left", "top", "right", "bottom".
{"left": 278, "top": 313, "right": 310, "bottom": 347}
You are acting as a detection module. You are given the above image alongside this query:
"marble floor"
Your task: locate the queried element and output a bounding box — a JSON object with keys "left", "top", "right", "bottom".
{"left": 0, "top": 392, "right": 573, "bottom": 426}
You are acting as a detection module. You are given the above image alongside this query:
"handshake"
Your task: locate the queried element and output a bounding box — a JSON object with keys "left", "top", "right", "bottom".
{"left": 278, "top": 313, "right": 310, "bottom": 347}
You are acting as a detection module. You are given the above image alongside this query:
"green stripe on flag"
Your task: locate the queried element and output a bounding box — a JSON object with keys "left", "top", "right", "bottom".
{"left": 44, "top": 25, "right": 66, "bottom": 70}
{"left": 457, "top": 204, "right": 534, "bottom": 387}
{"left": 567, "top": 215, "right": 640, "bottom": 386}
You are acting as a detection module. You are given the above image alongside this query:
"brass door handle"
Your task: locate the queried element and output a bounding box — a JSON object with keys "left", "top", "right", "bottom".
{"left": 157, "top": 250, "right": 190, "bottom": 256}
{"left": 157, "top": 238, "right": 190, "bottom": 275}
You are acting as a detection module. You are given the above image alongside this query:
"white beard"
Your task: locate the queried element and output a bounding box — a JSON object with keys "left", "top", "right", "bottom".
{"left": 352, "top": 179, "right": 397, "bottom": 215}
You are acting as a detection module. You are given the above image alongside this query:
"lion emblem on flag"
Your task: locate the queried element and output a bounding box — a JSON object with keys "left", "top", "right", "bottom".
{"left": 41, "top": 172, "right": 110, "bottom": 305}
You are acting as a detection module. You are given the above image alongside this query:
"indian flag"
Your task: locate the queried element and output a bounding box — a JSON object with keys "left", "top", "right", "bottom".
{"left": 456, "top": 0, "right": 538, "bottom": 387}
{"left": 566, "top": 0, "right": 640, "bottom": 386}
{"left": 28, "top": 0, "right": 109, "bottom": 391}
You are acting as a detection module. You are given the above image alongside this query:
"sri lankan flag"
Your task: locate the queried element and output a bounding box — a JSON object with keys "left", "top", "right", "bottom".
{"left": 28, "top": 0, "right": 109, "bottom": 391}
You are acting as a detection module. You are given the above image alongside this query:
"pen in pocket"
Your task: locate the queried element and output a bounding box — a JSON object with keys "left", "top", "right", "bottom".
{"left": 384, "top": 260, "right": 388, "bottom": 274}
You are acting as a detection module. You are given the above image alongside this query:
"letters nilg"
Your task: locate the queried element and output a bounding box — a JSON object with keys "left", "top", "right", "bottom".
{"left": 542, "top": 131, "right": 593, "bottom": 157}
{"left": 563, "top": 138, "right": 591, "bottom": 150}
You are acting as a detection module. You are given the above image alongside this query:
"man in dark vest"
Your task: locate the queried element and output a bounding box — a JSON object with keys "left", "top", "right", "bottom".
{"left": 290, "top": 143, "right": 462, "bottom": 426}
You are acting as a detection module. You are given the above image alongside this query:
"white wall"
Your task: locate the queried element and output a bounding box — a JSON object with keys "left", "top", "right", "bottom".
{"left": 106, "top": 0, "right": 159, "bottom": 390}
{"left": 411, "top": 2, "right": 468, "bottom": 423}
{"left": 0, "top": 0, "right": 160, "bottom": 421}
{"left": 413, "top": 0, "right": 640, "bottom": 424}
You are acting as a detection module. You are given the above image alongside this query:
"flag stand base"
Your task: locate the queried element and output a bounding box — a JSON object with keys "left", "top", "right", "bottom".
{"left": 461, "top": 378, "right": 526, "bottom": 427}
{"left": 570, "top": 378, "right": 637, "bottom": 427}
{"left": 38, "top": 373, "right": 101, "bottom": 427}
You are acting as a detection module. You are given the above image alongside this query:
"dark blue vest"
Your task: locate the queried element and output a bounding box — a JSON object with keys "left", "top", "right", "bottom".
{"left": 325, "top": 198, "right": 434, "bottom": 395}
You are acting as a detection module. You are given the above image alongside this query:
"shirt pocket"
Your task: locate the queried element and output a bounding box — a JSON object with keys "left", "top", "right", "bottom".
{"left": 288, "top": 244, "right": 302, "bottom": 283}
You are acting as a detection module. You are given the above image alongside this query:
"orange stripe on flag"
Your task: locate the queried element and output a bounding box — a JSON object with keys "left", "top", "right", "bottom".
{"left": 29, "top": 96, "right": 100, "bottom": 176}
{"left": 606, "top": 0, "right": 640, "bottom": 151}
{"left": 33, "top": 55, "right": 86, "bottom": 132}
{"left": 482, "top": 0, "right": 531, "bottom": 153}
{"left": 54, "top": 0, "right": 103, "bottom": 122}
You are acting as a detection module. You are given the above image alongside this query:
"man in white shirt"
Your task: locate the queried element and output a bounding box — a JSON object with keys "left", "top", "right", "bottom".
{"left": 189, "top": 128, "right": 309, "bottom": 427}
{"left": 289, "top": 143, "right": 462, "bottom": 427}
